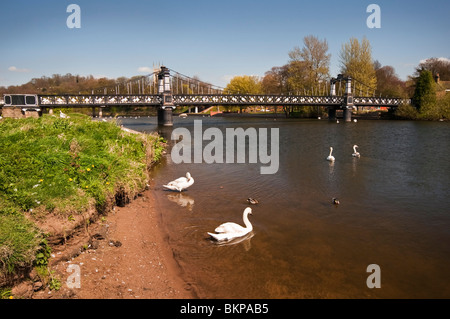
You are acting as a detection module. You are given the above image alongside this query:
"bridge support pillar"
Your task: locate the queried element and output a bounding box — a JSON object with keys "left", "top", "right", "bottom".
{"left": 343, "top": 107, "right": 352, "bottom": 122}
{"left": 328, "top": 107, "right": 337, "bottom": 121}
{"left": 343, "top": 76, "right": 353, "bottom": 122}
{"left": 158, "top": 107, "right": 173, "bottom": 126}
{"left": 157, "top": 66, "right": 175, "bottom": 126}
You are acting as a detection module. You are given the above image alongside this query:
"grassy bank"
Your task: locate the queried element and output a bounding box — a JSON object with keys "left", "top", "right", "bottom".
{"left": 0, "top": 114, "right": 164, "bottom": 287}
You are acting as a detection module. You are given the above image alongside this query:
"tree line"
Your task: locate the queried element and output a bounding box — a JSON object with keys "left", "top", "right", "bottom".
{"left": 0, "top": 74, "right": 159, "bottom": 96}
{"left": 223, "top": 35, "right": 450, "bottom": 120}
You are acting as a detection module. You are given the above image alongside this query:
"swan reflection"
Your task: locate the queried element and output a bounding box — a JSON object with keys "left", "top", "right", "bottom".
{"left": 211, "top": 232, "right": 254, "bottom": 251}
{"left": 166, "top": 192, "right": 195, "bottom": 212}
{"left": 328, "top": 160, "right": 335, "bottom": 172}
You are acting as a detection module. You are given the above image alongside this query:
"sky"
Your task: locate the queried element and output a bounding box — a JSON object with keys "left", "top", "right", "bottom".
{"left": 1, "top": 0, "right": 449, "bottom": 88}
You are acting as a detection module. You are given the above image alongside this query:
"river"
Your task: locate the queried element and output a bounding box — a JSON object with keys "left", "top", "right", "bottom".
{"left": 119, "top": 115, "right": 450, "bottom": 298}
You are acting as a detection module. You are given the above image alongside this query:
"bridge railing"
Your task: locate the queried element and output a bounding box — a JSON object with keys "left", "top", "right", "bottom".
{"left": 38, "top": 94, "right": 161, "bottom": 107}
{"left": 173, "top": 94, "right": 344, "bottom": 106}
{"left": 28, "top": 94, "right": 409, "bottom": 108}
{"left": 353, "top": 97, "right": 410, "bottom": 106}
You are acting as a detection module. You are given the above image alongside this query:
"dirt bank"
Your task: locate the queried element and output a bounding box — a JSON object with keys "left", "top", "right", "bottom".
{"left": 14, "top": 188, "right": 195, "bottom": 299}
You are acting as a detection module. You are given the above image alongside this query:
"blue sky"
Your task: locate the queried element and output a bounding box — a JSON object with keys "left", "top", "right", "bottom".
{"left": 1, "top": 0, "right": 449, "bottom": 88}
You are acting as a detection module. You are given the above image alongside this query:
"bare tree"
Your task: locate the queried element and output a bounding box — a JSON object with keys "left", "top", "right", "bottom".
{"left": 288, "top": 35, "right": 331, "bottom": 91}
{"left": 415, "top": 57, "right": 450, "bottom": 81}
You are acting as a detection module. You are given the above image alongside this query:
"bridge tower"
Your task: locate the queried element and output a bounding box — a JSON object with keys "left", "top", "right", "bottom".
{"left": 157, "top": 66, "right": 175, "bottom": 126}
{"left": 328, "top": 78, "right": 337, "bottom": 121}
{"left": 343, "top": 76, "right": 353, "bottom": 122}
{"left": 328, "top": 75, "right": 353, "bottom": 122}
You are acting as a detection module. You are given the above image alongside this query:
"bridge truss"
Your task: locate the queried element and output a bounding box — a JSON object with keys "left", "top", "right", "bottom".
{"left": 35, "top": 94, "right": 407, "bottom": 108}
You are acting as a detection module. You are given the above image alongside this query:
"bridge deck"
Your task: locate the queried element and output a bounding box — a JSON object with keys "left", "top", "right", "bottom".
{"left": 0, "top": 94, "right": 408, "bottom": 108}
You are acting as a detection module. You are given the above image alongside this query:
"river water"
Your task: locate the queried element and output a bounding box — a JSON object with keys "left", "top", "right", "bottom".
{"left": 120, "top": 115, "right": 450, "bottom": 299}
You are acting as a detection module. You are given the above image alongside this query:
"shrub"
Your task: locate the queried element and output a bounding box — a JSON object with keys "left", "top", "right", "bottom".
{"left": 395, "top": 103, "right": 418, "bottom": 120}
{"left": 413, "top": 70, "right": 436, "bottom": 111}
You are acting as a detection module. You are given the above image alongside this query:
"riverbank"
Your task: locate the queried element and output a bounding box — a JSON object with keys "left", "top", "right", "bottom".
{"left": 27, "top": 187, "right": 194, "bottom": 299}
{"left": 0, "top": 114, "right": 194, "bottom": 299}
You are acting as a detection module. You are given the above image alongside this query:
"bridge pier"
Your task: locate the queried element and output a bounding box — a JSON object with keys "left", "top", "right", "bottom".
{"left": 343, "top": 107, "right": 352, "bottom": 122}
{"left": 157, "top": 107, "right": 173, "bottom": 126}
{"left": 328, "top": 107, "right": 337, "bottom": 121}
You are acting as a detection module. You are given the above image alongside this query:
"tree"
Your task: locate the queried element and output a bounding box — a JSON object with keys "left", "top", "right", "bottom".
{"left": 288, "top": 35, "right": 331, "bottom": 92}
{"left": 413, "top": 70, "right": 436, "bottom": 113}
{"left": 339, "top": 37, "right": 377, "bottom": 95}
{"left": 415, "top": 57, "right": 450, "bottom": 81}
{"left": 286, "top": 60, "right": 309, "bottom": 94}
{"left": 261, "top": 66, "right": 289, "bottom": 94}
{"left": 223, "top": 75, "right": 262, "bottom": 113}
{"left": 375, "top": 64, "right": 406, "bottom": 97}
{"left": 223, "top": 75, "right": 262, "bottom": 94}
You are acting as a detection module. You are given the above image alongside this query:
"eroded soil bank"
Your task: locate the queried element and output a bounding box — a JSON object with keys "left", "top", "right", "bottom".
{"left": 13, "top": 189, "right": 195, "bottom": 299}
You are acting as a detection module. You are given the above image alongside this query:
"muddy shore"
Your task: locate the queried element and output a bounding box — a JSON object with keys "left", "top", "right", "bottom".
{"left": 12, "top": 187, "right": 195, "bottom": 299}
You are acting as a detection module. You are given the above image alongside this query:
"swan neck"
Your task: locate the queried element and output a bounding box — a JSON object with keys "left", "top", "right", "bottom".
{"left": 243, "top": 212, "right": 253, "bottom": 230}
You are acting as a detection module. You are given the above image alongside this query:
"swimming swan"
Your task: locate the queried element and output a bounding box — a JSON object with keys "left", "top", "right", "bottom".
{"left": 163, "top": 172, "right": 194, "bottom": 192}
{"left": 327, "top": 147, "right": 335, "bottom": 162}
{"left": 208, "top": 207, "right": 253, "bottom": 242}
{"left": 352, "top": 145, "right": 360, "bottom": 158}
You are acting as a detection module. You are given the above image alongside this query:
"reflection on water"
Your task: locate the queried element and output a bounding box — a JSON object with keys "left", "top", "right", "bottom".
{"left": 210, "top": 232, "right": 255, "bottom": 251}
{"left": 122, "top": 116, "right": 450, "bottom": 298}
{"left": 165, "top": 192, "right": 195, "bottom": 212}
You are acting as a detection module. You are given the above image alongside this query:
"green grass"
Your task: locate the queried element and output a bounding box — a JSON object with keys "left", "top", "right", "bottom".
{"left": 0, "top": 114, "right": 165, "bottom": 277}
{"left": 0, "top": 213, "right": 41, "bottom": 274}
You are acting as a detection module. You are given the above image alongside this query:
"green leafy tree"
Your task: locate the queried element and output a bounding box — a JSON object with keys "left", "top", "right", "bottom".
{"left": 286, "top": 61, "right": 309, "bottom": 94}
{"left": 413, "top": 70, "right": 436, "bottom": 113}
{"left": 339, "top": 37, "right": 377, "bottom": 95}
{"left": 223, "top": 75, "right": 262, "bottom": 94}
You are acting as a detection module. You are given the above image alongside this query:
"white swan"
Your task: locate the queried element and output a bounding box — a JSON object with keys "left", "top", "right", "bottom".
{"left": 326, "top": 147, "right": 335, "bottom": 162}
{"left": 59, "top": 110, "right": 68, "bottom": 118}
{"left": 208, "top": 207, "right": 253, "bottom": 242}
{"left": 163, "top": 172, "right": 194, "bottom": 192}
{"left": 352, "top": 145, "right": 360, "bottom": 158}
